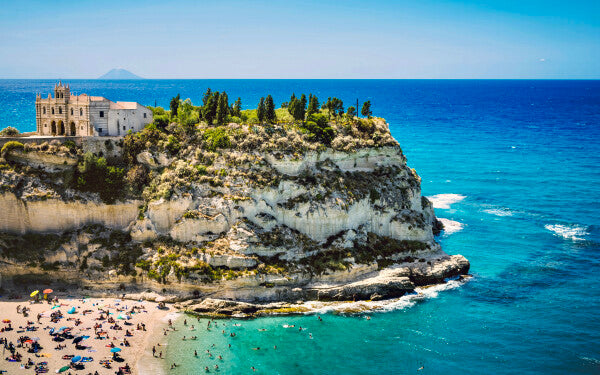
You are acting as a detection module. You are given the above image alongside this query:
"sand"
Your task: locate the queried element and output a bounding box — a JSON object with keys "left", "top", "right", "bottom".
{"left": 0, "top": 294, "right": 170, "bottom": 374}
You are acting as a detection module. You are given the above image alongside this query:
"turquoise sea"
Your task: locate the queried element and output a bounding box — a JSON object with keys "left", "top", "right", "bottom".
{"left": 1, "top": 80, "right": 599, "bottom": 374}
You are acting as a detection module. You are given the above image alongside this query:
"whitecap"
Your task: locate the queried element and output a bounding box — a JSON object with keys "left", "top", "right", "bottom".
{"left": 438, "top": 218, "right": 464, "bottom": 235}
{"left": 427, "top": 194, "right": 466, "bottom": 209}
{"left": 544, "top": 224, "right": 589, "bottom": 241}
{"left": 483, "top": 208, "right": 513, "bottom": 217}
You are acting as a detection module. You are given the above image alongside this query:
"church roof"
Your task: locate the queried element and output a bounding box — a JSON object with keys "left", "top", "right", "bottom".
{"left": 111, "top": 101, "right": 141, "bottom": 110}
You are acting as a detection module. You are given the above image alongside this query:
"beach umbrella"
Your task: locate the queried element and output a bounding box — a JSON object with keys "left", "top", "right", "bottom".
{"left": 58, "top": 326, "right": 68, "bottom": 331}
{"left": 110, "top": 347, "right": 121, "bottom": 353}
{"left": 57, "top": 365, "right": 70, "bottom": 373}
{"left": 72, "top": 336, "right": 83, "bottom": 344}
{"left": 43, "top": 289, "right": 53, "bottom": 294}
{"left": 81, "top": 335, "right": 90, "bottom": 340}
{"left": 71, "top": 355, "right": 82, "bottom": 363}
{"left": 30, "top": 290, "right": 39, "bottom": 297}
{"left": 2, "top": 319, "right": 10, "bottom": 323}
{"left": 67, "top": 307, "right": 76, "bottom": 314}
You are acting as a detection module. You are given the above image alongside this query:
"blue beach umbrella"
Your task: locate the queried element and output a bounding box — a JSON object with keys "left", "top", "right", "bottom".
{"left": 110, "top": 347, "right": 121, "bottom": 353}
{"left": 71, "top": 355, "right": 82, "bottom": 363}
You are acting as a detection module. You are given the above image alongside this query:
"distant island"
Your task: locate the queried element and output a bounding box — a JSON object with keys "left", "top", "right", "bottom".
{"left": 98, "top": 68, "right": 142, "bottom": 80}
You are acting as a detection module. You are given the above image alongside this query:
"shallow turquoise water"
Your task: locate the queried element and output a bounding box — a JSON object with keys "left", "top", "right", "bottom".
{"left": 2, "top": 80, "right": 599, "bottom": 374}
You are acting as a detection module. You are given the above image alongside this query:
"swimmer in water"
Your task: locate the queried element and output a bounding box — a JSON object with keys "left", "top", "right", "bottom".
{"left": 252, "top": 347, "right": 260, "bottom": 350}
{"left": 205, "top": 366, "right": 209, "bottom": 372}
{"left": 251, "top": 366, "right": 257, "bottom": 372}
{"left": 194, "top": 350, "right": 198, "bottom": 357}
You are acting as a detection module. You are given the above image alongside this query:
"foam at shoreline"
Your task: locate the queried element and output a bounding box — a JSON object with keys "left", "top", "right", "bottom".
{"left": 427, "top": 194, "right": 466, "bottom": 209}
{"left": 294, "top": 277, "right": 468, "bottom": 315}
{"left": 438, "top": 218, "right": 464, "bottom": 235}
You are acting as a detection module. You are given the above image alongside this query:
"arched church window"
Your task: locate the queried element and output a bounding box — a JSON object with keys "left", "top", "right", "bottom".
{"left": 59, "top": 107, "right": 62, "bottom": 114}
{"left": 52, "top": 108, "right": 54, "bottom": 114}
{"left": 71, "top": 108, "right": 74, "bottom": 115}
{"left": 43, "top": 107, "right": 46, "bottom": 114}
{"left": 80, "top": 108, "right": 83, "bottom": 116}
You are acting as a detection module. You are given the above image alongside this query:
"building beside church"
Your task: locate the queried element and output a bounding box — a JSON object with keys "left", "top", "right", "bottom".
{"left": 35, "top": 82, "right": 153, "bottom": 137}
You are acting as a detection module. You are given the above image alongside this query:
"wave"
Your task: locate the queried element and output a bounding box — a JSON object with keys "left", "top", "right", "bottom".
{"left": 544, "top": 224, "right": 589, "bottom": 241}
{"left": 427, "top": 194, "right": 466, "bottom": 209}
{"left": 297, "top": 277, "right": 469, "bottom": 315}
{"left": 438, "top": 218, "right": 464, "bottom": 235}
{"left": 483, "top": 208, "right": 513, "bottom": 217}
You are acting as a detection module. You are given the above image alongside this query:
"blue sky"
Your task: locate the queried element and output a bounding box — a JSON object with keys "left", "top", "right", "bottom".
{"left": 0, "top": 0, "right": 598, "bottom": 78}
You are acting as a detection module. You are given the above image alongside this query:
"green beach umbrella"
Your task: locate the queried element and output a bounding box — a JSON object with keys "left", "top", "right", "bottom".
{"left": 57, "top": 365, "right": 70, "bottom": 373}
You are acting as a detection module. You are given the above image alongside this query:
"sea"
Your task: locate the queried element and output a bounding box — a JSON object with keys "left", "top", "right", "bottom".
{"left": 1, "top": 79, "right": 599, "bottom": 374}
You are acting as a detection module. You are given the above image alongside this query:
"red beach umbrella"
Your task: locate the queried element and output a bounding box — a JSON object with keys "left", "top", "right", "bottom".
{"left": 43, "top": 289, "right": 53, "bottom": 294}
{"left": 2, "top": 319, "right": 10, "bottom": 323}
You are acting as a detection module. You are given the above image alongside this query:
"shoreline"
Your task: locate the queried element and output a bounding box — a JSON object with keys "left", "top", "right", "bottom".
{"left": 136, "top": 310, "right": 180, "bottom": 375}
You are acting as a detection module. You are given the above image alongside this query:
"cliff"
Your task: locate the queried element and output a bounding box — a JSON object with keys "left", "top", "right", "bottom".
{"left": 0, "top": 113, "right": 469, "bottom": 312}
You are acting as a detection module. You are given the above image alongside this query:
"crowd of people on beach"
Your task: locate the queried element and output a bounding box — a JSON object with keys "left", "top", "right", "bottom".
{"left": 1, "top": 293, "right": 156, "bottom": 375}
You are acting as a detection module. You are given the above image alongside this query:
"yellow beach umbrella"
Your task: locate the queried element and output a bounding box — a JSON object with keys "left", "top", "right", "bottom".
{"left": 30, "top": 290, "right": 39, "bottom": 297}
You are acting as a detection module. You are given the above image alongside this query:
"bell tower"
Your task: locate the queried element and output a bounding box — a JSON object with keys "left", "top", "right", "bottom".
{"left": 54, "top": 81, "right": 70, "bottom": 103}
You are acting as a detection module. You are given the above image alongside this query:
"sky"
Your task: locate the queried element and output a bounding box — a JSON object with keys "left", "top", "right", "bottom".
{"left": 0, "top": 0, "right": 598, "bottom": 79}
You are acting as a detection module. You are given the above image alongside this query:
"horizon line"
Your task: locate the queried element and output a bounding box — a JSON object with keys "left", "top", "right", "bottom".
{"left": 0, "top": 77, "right": 599, "bottom": 81}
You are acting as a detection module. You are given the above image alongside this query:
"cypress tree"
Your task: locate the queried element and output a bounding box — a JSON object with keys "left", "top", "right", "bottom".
{"left": 298, "top": 94, "right": 307, "bottom": 120}
{"left": 257, "top": 97, "right": 265, "bottom": 123}
{"left": 202, "top": 88, "right": 212, "bottom": 107}
{"left": 265, "top": 95, "right": 276, "bottom": 124}
{"left": 288, "top": 93, "right": 297, "bottom": 118}
{"left": 216, "top": 93, "right": 229, "bottom": 124}
{"left": 202, "top": 93, "right": 217, "bottom": 125}
{"left": 233, "top": 97, "right": 242, "bottom": 117}
{"left": 361, "top": 101, "right": 372, "bottom": 118}
{"left": 170, "top": 94, "right": 180, "bottom": 118}
{"left": 307, "top": 94, "right": 319, "bottom": 118}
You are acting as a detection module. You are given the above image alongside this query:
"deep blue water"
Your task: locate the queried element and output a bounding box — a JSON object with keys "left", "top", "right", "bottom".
{"left": 2, "top": 80, "right": 599, "bottom": 374}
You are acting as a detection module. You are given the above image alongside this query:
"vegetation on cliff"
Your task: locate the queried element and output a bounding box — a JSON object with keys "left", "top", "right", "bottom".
{"left": 0, "top": 89, "right": 451, "bottom": 295}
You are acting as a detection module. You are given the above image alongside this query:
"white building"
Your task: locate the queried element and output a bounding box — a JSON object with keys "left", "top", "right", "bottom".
{"left": 35, "top": 82, "right": 153, "bottom": 137}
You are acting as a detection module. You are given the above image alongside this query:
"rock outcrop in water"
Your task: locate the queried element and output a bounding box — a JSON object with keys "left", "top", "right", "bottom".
{"left": 0, "top": 111, "right": 469, "bottom": 312}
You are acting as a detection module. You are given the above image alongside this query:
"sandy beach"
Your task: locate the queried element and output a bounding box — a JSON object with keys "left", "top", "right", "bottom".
{"left": 0, "top": 294, "right": 171, "bottom": 375}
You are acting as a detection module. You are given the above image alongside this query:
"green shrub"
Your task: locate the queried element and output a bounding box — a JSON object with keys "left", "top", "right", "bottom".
{"left": 166, "top": 135, "right": 181, "bottom": 155}
{"left": 202, "top": 127, "right": 231, "bottom": 151}
{"left": 301, "top": 114, "right": 335, "bottom": 145}
{"left": 0, "top": 126, "right": 20, "bottom": 137}
{"left": 1, "top": 141, "right": 24, "bottom": 154}
{"left": 75, "top": 152, "right": 126, "bottom": 202}
{"left": 63, "top": 140, "right": 77, "bottom": 150}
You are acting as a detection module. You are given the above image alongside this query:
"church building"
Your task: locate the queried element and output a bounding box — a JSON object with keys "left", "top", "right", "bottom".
{"left": 35, "top": 82, "right": 153, "bottom": 137}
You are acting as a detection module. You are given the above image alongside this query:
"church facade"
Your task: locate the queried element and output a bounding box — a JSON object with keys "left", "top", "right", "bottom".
{"left": 35, "top": 82, "right": 153, "bottom": 137}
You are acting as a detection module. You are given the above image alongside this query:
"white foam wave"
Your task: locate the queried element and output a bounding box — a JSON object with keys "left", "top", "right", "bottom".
{"left": 438, "top": 218, "right": 464, "bottom": 235}
{"left": 544, "top": 224, "right": 589, "bottom": 241}
{"left": 427, "top": 194, "right": 466, "bottom": 209}
{"left": 483, "top": 208, "right": 513, "bottom": 217}
{"left": 297, "top": 278, "right": 468, "bottom": 315}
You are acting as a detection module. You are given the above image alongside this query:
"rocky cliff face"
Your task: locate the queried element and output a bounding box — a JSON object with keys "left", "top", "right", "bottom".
{"left": 0, "top": 117, "right": 469, "bottom": 307}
